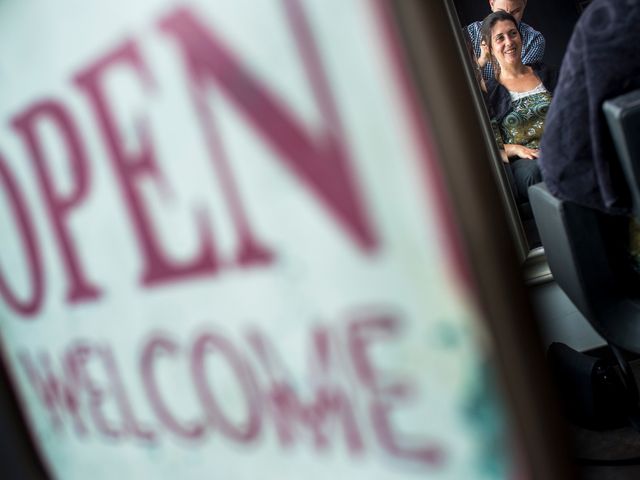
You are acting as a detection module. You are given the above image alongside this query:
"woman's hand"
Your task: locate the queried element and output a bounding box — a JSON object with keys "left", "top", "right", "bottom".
{"left": 504, "top": 144, "right": 540, "bottom": 160}
{"left": 477, "top": 41, "right": 491, "bottom": 68}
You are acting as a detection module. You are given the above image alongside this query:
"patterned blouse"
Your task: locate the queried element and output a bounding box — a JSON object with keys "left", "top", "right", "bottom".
{"left": 493, "top": 83, "right": 552, "bottom": 152}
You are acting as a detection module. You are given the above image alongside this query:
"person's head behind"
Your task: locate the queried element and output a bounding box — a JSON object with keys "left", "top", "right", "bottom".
{"left": 489, "top": 0, "right": 527, "bottom": 24}
{"left": 481, "top": 11, "right": 522, "bottom": 78}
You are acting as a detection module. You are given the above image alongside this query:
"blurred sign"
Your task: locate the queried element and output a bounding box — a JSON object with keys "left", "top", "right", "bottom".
{"left": 0, "top": 0, "right": 514, "bottom": 478}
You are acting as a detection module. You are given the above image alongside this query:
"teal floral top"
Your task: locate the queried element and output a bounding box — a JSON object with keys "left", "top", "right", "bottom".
{"left": 492, "top": 83, "right": 552, "bottom": 151}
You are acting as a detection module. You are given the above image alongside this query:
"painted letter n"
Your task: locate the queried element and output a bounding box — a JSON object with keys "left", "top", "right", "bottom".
{"left": 159, "top": 3, "right": 378, "bottom": 252}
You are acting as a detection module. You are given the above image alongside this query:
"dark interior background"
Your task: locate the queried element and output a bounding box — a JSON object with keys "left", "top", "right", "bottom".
{"left": 453, "top": 0, "right": 593, "bottom": 69}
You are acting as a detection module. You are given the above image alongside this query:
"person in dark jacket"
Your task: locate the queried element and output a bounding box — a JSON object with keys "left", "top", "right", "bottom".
{"left": 539, "top": 0, "right": 640, "bottom": 215}
{"left": 481, "top": 10, "right": 557, "bottom": 201}
{"left": 538, "top": 0, "right": 640, "bottom": 267}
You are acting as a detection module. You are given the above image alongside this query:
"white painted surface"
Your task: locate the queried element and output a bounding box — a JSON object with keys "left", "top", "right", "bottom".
{"left": 0, "top": 1, "right": 516, "bottom": 479}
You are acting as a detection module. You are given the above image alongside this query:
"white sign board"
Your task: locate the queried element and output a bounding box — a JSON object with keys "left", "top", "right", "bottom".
{"left": 0, "top": 0, "right": 516, "bottom": 478}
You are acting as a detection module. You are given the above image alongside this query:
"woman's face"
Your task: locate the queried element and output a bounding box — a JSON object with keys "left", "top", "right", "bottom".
{"left": 490, "top": 19, "right": 521, "bottom": 68}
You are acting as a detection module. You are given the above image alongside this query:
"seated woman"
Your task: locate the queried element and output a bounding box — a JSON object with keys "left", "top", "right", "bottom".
{"left": 480, "top": 10, "right": 557, "bottom": 202}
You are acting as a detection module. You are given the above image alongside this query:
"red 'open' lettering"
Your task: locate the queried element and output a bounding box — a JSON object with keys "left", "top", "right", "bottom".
{"left": 12, "top": 100, "right": 102, "bottom": 304}
{"left": 74, "top": 40, "right": 220, "bottom": 287}
{"left": 159, "top": 4, "right": 378, "bottom": 252}
{"left": 0, "top": 154, "right": 44, "bottom": 316}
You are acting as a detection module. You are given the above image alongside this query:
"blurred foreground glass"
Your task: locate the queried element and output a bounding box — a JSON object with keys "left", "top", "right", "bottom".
{"left": 0, "top": 0, "right": 568, "bottom": 479}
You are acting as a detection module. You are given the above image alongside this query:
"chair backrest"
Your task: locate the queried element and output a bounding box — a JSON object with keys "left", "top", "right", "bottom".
{"left": 528, "top": 184, "right": 639, "bottom": 351}
{"left": 604, "top": 90, "right": 640, "bottom": 218}
{"left": 529, "top": 88, "right": 640, "bottom": 353}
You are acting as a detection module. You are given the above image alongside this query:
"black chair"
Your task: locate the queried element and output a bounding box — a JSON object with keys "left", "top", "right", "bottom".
{"left": 528, "top": 89, "right": 640, "bottom": 428}
{"left": 605, "top": 90, "right": 640, "bottom": 216}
